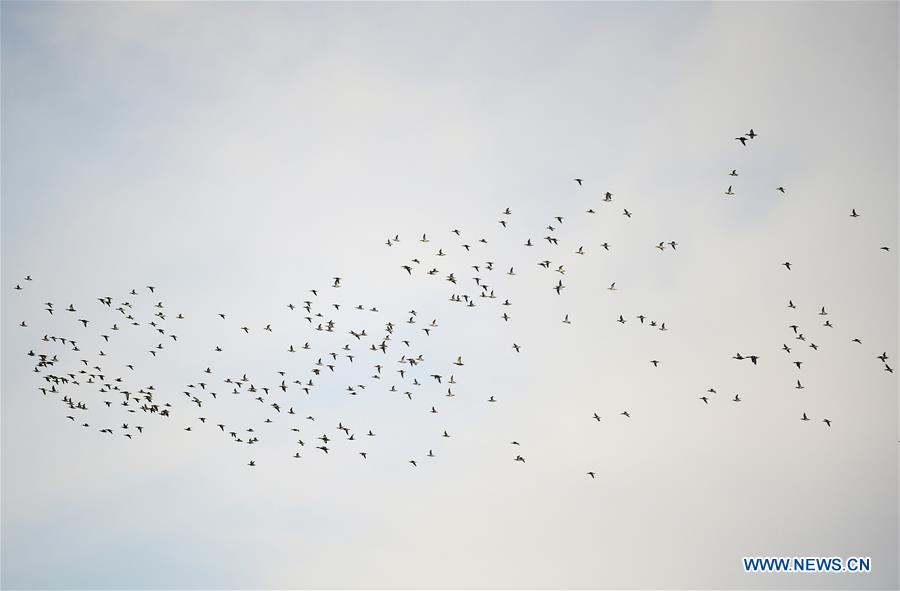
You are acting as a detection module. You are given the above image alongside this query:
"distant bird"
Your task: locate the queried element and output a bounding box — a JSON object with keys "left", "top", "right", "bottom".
{"left": 782, "top": 262, "right": 792, "bottom": 270}
{"left": 776, "top": 186, "right": 785, "bottom": 194}
{"left": 587, "top": 472, "right": 596, "bottom": 479}
{"left": 574, "top": 178, "right": 583, "bottom": 186}
{"left": 850, "top": 209, "right": 859, "bottom": 217}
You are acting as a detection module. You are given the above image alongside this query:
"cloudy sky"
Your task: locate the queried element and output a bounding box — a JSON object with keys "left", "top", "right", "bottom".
{"left": 2, "top": 2, "right": 897, "bottom": 589}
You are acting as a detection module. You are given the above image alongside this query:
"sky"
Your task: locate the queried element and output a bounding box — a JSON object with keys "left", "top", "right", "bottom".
{"left": 1, "top": 1, "right": 898, "bottom": 589}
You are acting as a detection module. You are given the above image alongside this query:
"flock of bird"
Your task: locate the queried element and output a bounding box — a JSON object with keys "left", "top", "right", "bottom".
{"left": 11, "top": 128, "right": 896, "bottom": 478}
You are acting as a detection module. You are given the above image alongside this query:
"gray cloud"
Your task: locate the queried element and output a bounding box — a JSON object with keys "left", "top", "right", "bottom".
{"left": 2, "top": 2, "right": 897, "bottom": 589}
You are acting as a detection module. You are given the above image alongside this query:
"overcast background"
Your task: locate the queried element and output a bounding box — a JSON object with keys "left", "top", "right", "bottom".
{"left": 2, "top": 2, "right": 898, "bottom": 589}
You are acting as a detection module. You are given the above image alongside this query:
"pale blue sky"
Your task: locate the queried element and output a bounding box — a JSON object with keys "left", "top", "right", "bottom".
{"left": 2, "top": 2, "right": 898, "bottom": 589}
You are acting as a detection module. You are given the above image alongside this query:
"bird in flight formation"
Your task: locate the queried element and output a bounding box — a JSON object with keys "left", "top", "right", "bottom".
{"left": 10, "top": 125, "right": 894, "bottom": 482}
